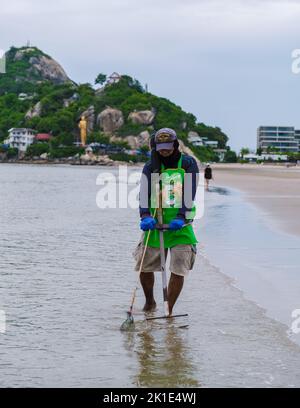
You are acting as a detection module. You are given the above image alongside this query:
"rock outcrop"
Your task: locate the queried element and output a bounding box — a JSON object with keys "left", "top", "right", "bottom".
{"left": 188, "top": 131, "right": 200, "bottom": 139}
{"left": 128, "top": 110, "right": 155, "bottom": 125}
{"left": 79, "top": 153, "right": 114, "bottom": 165}
{"left": 25, "top": 101, "right": 42, "bottom": 119}
{"left": 11, "top": 47, "right": 72, "bottom": 85}
{"left": 181, "top": 121, "right": 187, "bottom": 130}
{"left": 110, "top": 130, "right": 150, "bottom": 149}
{"left": 63, "top": 93, "right": 79, "bottom": 108}
{"left": 28, "top": 55, "right": 71, "bottom": 85}
{"left": 14, "top": 48, "right": 37, "bottom": 61}
{"left": 97, "top": 107, "right": 124, "bottom": 134}
{"left": 137, "top": 131, "right": 151, "bottom": 147}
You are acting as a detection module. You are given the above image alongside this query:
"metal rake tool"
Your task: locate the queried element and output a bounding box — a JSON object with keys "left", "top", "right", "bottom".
{"left": 120, "top": 209, "right": 157, "bottom": 331}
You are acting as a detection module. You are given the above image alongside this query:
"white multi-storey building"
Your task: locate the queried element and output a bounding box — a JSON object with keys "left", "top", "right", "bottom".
{"left": 204, "top": 140, "right": 219, "bottom": 148}
{"left": 295, "top": 130, "right": 300, "bottom": 150}
{"left": 257, "top": 126, "right": 299, "bottom": 153}
{"left": 4, "top": 128, "right": 36, "bottom": 152}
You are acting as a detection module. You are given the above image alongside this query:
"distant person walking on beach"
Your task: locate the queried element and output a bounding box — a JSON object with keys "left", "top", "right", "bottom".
{"left": 204, "top": 164, "right": 213, "bottom": 190}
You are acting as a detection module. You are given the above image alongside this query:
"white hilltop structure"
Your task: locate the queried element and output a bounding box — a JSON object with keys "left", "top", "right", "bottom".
{"left": 107, "top": 72, "right": 122, "bottom": 85}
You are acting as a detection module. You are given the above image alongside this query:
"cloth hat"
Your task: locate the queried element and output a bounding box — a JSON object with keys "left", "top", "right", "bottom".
{"left": 154, "top": 128, "right": 177, "bottom": 151}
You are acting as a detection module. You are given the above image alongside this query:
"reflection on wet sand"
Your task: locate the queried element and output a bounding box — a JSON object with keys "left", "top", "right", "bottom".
{"left": 209, "top": 186, "right": 230, "bottom": 196}
{"left": 123, "top": 321, "right": 200, "bottom": 388}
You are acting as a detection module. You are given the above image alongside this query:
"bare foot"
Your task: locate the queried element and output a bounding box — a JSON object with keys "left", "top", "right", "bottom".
{"left": 143, "top": 301, "right": 157, "bottom": 312}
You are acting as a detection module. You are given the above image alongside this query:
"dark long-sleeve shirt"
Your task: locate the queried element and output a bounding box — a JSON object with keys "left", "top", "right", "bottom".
{"left": 139, "top": 153, "right": 199, "bottom": 220}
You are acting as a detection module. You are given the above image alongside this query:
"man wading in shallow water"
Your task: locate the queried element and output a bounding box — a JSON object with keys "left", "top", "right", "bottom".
{"left": 134, "top": 128, "right": 199, "bottom": 316}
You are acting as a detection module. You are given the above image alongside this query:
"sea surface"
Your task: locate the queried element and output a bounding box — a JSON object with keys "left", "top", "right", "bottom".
{"left": 0, "top": 163, "right": 300, "bottom": 387}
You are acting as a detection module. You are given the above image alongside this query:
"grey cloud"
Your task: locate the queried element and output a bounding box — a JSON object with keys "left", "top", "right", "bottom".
{"left": 1, "top": 0, "right": 300, "bottom": 150}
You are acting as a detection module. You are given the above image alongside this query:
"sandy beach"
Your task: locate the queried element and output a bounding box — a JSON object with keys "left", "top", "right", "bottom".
{"left": 210, "top": 164, "right": 300, "bottom": 237}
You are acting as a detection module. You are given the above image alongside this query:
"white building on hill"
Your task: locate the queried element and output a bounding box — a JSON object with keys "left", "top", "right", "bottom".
{"left": 204, "top": 140, "right": 219, "bottom": 148}
{"left": 187, "top": 132, "right": 203, "bottom": 146}
{"left": 4, "top": 128, "right": 36, "bottom": 152}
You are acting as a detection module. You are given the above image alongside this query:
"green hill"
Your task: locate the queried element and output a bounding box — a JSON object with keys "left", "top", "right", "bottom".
{"left": 0, "top": 46, "right": 72, "bottom": 95}
{"left": 0, "top": 46, "right": 230, "bottom": 162}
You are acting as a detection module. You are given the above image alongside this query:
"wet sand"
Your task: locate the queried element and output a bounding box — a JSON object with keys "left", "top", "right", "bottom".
{"left": 210, "top": 164, "right": 300, "bottom": 237}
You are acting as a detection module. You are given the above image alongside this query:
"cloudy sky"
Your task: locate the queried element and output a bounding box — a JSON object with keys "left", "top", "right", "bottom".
{"left": 1, "top": 0, "right": 300, "bottom": 151}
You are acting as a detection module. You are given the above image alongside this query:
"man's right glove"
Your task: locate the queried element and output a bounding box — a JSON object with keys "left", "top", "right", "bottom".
{"left": 169, "top": 218, "right": 185, "bottom": 231}
{"left": 140, "top": 216, "right": 157, "bottom": 231}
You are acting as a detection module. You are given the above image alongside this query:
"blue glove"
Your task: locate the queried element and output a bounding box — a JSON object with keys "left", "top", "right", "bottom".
{"left": 169, "top": 218, "right": 185, "bottom": 231}
{"left": 140, "top": 216, "right": 157, "bottom": 231}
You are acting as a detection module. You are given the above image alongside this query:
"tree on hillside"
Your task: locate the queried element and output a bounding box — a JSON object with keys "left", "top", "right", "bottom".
{"left": 121, "top": 75, "right": 144, "bottom": 93}
{"left": 95, "top": 73, "right": 107, "bottom": 86}
{"left": 224, "top": 150, "right": 237, "bottom": 163}
{"left": 192, "top": 123, "right": 228, "bottom": 148}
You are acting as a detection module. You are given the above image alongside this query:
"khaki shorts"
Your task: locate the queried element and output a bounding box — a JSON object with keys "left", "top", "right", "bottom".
{"left": 133, "top": 235, "right": 197, "bottom": 277}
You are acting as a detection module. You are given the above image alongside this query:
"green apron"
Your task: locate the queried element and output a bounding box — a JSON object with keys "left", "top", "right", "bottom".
{"left": 145, "top": 155, "right": 198, "bottom": 248}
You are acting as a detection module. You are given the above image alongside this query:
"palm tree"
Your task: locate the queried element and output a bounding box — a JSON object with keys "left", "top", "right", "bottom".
{"left": 240, "top": 147, "right": 250, "bottom": 158}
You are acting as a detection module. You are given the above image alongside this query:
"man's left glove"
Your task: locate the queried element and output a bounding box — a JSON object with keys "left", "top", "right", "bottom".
{"left": 169, "top": 218, "right": 185, "bottom": 231}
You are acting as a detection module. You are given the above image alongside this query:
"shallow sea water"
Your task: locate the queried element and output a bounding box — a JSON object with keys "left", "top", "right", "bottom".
{"left": 0, "top": 164, "right": 300, "bottom": 387}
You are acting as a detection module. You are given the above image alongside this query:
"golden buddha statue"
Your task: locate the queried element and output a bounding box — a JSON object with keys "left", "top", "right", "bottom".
{"left": 78, "top": 115, "right": 87, "bottom": 146}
